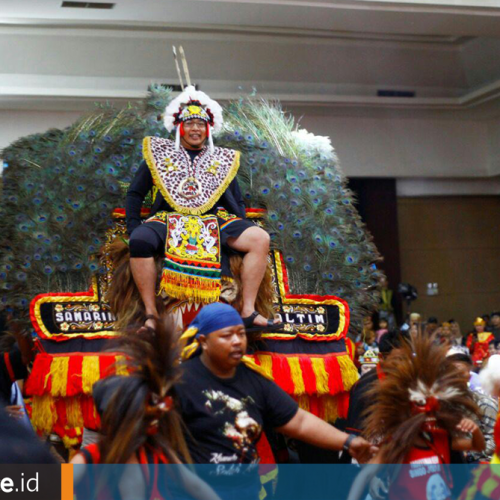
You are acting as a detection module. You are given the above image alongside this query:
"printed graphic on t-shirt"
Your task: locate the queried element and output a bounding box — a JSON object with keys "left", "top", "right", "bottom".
{"left": 407, "top": 457, "right": 451, "bottom": 500}
{"left": 203, "top": 389, "right": 261, "bottom": 465}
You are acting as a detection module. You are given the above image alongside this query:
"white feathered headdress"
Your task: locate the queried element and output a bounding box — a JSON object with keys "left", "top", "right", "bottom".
{"left": 163, "top": 85, "right": 223, "bottom": 153}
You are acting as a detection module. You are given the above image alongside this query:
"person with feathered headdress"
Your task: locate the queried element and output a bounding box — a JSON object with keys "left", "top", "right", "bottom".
{"left": 348, "top": 334, "right": 485, "bottom": 500}
{"left": 125, "top": 85, "right": 280, "bottom": 333}
{"left": 70, "top": 320, "right": 221, "bottom": 500}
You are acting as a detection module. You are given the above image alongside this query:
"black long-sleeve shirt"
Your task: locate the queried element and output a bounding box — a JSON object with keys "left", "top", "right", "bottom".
{"left": 125, "top": 160, "right": 247, "bottom": 235}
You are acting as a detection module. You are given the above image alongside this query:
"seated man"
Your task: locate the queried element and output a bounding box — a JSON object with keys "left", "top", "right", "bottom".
{"left": 176, "top": 303, "right": 377, "bottom": 480}
{"left": 126, "top": 86, "right": 275, "bottom": 331}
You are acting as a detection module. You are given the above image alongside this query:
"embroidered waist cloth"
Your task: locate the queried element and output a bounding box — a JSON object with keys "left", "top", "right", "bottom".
{"left": 152, "top": 212, "right": 223, "bottom": 303}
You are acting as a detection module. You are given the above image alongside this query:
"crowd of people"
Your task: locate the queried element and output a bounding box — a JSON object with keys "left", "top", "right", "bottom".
{"left": 354, "top": 311, "right": 500, "bottom": 373}
{"left": 1, "top": 84, "right": 499, "bottom": 500}
{"left": 1, "top": 304, "right": 500, "bottom": 500}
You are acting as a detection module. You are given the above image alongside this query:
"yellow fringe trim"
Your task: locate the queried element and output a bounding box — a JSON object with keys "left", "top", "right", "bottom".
{"left": 115, "top": 355, "right": 128, "bottom": 376}
{"left": 254, "top": 354, "right": 273, "bottom": 379}
{"left": 288, "top": 358, "right": 306, "bottom": 396}
{"left": 242, "top": 356, "right": 274, "bottom": 381}
{"left": 49, "top": 357, "right": 70, "bottom": 397}
{"left": 296, "top": 395, "right": 310, "bottom": 412}
{"left": 81, "top": 356, "right": 101, "bottom": 395}
{"left": 31, "top": 394, "right": 57, "bottom": 434}
{"left": 159, "top": 272, "right": 221, "bottom": 304}
{"left": 143, "top": 137, "right": 241, "bottom": 216}
{"left": 322, "top": 395, "right": 339, "bottom": 423}
{"left": 62, "top": 434, "right": 82, "bottom": 449}
{"left": 337, "top": 355, "right": 360, "bottom": 392}
{"left": 311, "top": 358, "right": 330, "bottom": 396}
{"left": 65, "top": 397, "right": 84, "bottom": 428}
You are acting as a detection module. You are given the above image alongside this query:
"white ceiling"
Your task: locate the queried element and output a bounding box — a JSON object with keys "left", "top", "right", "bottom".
{"left": 1, "top": 0, "right": 500, "bottom": 37}
{"left": 2, "top": 1, "right": 500, "bottom": 180}
{"left": 0, "top": 0, "right": 499, "bottom": 116}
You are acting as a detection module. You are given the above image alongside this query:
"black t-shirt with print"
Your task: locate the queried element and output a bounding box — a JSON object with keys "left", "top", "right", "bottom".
{"left": 175, "top": 356, "right": 299, "bottom": 466}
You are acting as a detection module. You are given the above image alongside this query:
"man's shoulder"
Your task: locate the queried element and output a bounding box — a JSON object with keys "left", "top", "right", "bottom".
{"left": 212, "top": 145, "right": 240, "bottom": 161}
{"left": 214, "top": 144, "right": 239, "bottom": 154}
{"left": 179, "top": 357, "right": 204, "bottom": 380}
{"left": 237, "top": 363, "right": 274, "bottom": 392}
{"left": 144, "top": 136, "right": 174, "bottom": 148}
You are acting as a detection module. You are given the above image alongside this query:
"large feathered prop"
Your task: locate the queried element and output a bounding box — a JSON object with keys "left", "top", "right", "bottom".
{"left": 0, "top": 85, "right": 381, "bottom": 336}
{"left": 363, "top": 334, "right": 479, "bottom": 463}
{"left": 95, "top": 318, "right": 190, "bottom": 464}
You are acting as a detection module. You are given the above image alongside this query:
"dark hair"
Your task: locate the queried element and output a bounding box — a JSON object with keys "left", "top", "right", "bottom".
{"left": 491, "top": 312, "right": 500, "bottom": 318}
{"left": 379, "top": 330, "right": 408, "bottom": 354}
{"left": 427, "top": 317, "right": 438, "bottom": 324}
{"left": 447, "top": 353, "right": 473, "bottom": 366}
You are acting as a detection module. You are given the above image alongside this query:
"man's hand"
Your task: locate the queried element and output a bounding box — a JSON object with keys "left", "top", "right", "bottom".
{"left": 457, "top": 418, "right": 479, "bottom": 434}
{"left": 5, "top": 405, "right": 24, "bottom": 420}
{"left": 348, "top": 436, "right": 379, "bottom": 463}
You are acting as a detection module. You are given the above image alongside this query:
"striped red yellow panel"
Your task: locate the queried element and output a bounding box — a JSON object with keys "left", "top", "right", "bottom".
{"left": 24, "top": 352, "right": 128, "bottom": 447}
{"left": 249, "top": 352, "right": 358, "bottom": 422}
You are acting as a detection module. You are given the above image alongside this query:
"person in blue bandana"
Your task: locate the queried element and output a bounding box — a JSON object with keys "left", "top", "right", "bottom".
{"left": 176, "top": 303, "right": 378, "bottom": 477}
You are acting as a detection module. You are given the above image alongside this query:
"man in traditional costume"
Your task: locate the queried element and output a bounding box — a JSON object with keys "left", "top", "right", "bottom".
{"left": 467, "top": 317, "right": 495, "bottom": 367}
{"left": 126, "top": 86, "right": 276, "bottom": 331}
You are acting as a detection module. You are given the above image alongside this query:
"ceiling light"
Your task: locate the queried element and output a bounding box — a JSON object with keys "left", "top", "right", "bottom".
{"left": 61, "top": 2, "right": 115, "bottom": 9}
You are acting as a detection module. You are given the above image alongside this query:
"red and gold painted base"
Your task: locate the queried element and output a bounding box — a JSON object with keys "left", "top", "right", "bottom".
{"left": 24, "top": 207, "right": 358, "bottom": 447}
{"left": 24, "top": 352, "right": 128, "bottom": 447}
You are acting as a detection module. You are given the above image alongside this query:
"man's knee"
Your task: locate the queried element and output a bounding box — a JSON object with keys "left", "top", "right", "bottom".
{"left": 129, "top": 237, "right": 157, "bottom": 258}
{"left": 249, "top": 227, "right": 270, "bottom": 253}
{"left": 129, "top": 226, "right": 162, "bottom": 258}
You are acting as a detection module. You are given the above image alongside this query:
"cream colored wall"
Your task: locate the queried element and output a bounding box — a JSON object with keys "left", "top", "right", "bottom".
{"left": 1, "top": 107, "right": 493, "bottom": 179}
{"left": 295, "top": 111, "right": 491, "bottom": 178}
{"left": 397, "top": 196, "right": 500, "bottom": 329}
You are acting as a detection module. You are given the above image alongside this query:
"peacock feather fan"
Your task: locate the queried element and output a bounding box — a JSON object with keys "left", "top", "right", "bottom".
{"left": 0, "top": 85, "right": 382, "bottom": 336}
{"left": 219, "top": 97, "right": 383, "bottom": 333}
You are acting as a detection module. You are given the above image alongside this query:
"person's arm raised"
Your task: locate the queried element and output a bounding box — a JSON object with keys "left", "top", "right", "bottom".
{"left": 276, "top": 408, "right": 378, "bottom": 463}
{"left": 452, "top": 418, "right": 486, "bottom": 452}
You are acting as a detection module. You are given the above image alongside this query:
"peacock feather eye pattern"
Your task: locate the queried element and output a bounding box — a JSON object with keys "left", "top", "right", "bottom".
{"left": 0, "top": 85, "right": 382, "bottom": 335}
